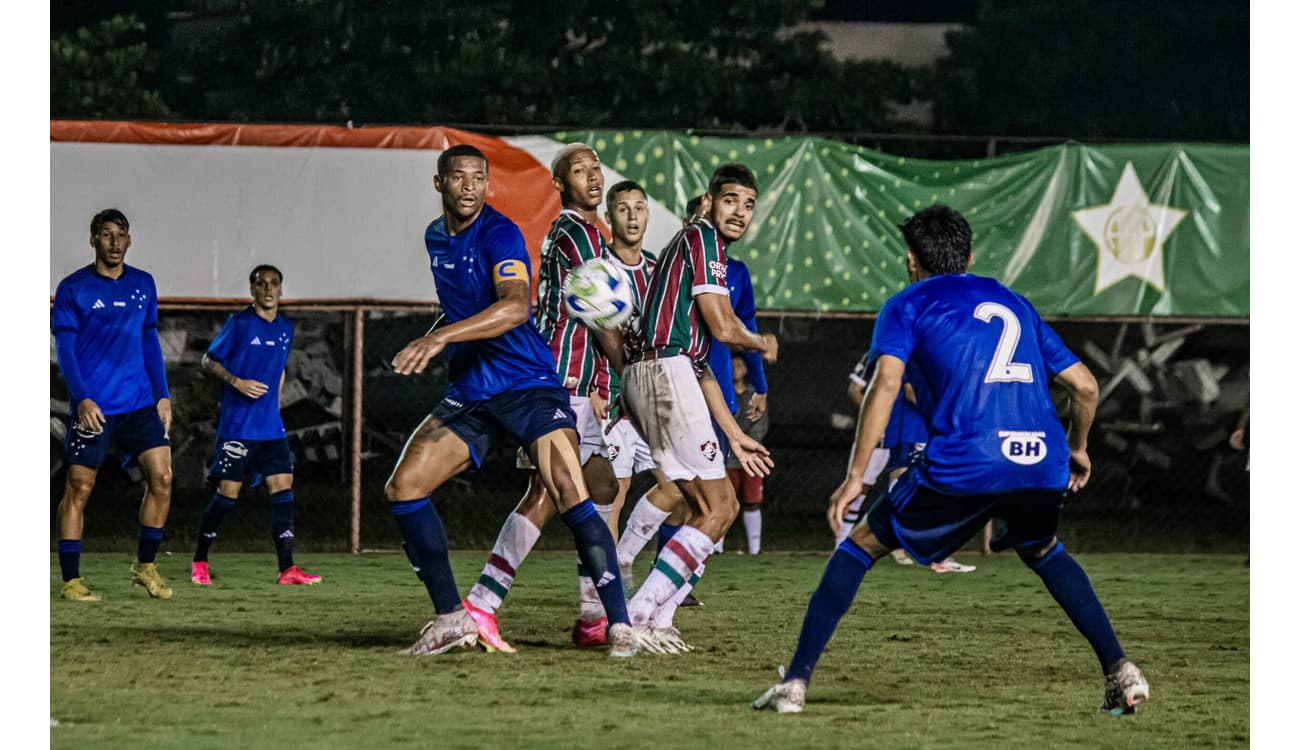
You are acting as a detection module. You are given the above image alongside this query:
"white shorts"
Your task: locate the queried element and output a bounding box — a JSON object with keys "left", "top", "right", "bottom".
{"left": 605, "top": 417, "right": 655, "bottom": 479}
{"left": 570, "top": 394, "right": 608, "bottom": 465}
{"left": 622, "top": 356, "right": 726, "bottom": 482}
{"left": 861, "top": 448, "right": 891, "bottom": 486}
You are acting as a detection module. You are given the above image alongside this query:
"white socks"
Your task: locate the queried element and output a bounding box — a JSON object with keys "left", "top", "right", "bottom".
{"left": 743, "top": 509, "right": 762, "bottom": 554}
{"left": 627, "top": 525, "right": 714, "bottom": 624}
{"left": 466, "top": 512, "right": 542, "bottom": 613}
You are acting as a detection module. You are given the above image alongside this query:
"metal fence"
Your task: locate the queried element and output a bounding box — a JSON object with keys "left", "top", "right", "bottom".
{"left": 50, "top": 303, "right": 1249, "bottom": 556}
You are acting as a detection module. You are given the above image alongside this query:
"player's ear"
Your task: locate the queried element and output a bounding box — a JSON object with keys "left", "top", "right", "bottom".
{"left": 552, "top": 175, "right": 565, "bottom": 194}
{"left": 967, "top": 252, "right": 975, "bottom": 269}
{"left": 433, "top": 173, "right": 444, "bottom": 194}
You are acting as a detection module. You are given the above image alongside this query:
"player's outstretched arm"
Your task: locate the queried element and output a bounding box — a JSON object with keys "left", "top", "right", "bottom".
{"left": 1053, "top": 361, "right": 1099, "bottom": 492}
{"left": 696, "top": 292, "right": 778, "bottom": 362}
{"left": 591, "top": 326, "right": 626, "bottom": 378}
{"left": 201, "top": 352, "right": 269, "bottom": 399}
{"left": 828, "top": 355, "right": 903, "bottom": 533}
{"left": 392, "top": 278, "right": 530, "bottom": 375}
{"left": 700, "top": 367, "right": 773, "bottom": 477}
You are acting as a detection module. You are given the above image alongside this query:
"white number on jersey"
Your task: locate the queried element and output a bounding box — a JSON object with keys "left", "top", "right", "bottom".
{"left": 973, "top": 302, "right": 1034, "bottom": 384}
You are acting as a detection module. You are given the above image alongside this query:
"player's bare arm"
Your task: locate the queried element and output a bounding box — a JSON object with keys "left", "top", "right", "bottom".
{"left": 201, "top": 352, "right": 269, "bottom": 399}
{"left": 747, "top": 392, "right": 767, "bottom": 420}
{"left": 827, "top": 354, "right": 904, "bottom": 533}
{"left": 696, "top": 292, "right": 778, "bottom": 362}
{"left": 1053, "top": 361, "right": 1100, "bottom": 493}
{"left": 392, "top": 278, "right": 530, "bottom": 375}
{"left": 700, "top": 366, "right": 773, "bottom": 478}
{"left": 591, "top": 326, "right": 626, "bottom": 378}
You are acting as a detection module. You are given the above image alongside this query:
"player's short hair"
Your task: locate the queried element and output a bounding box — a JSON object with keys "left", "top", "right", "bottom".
{"left": 551, "top": 142, "right": 597, "bottom": 178}
{"left": 437, "top": 144, "right": 489, "bottom": 178}
{"left": 249, "top": 264, "right": 283, "bottom": 284}
{"left": 90, "top": 209, "right": 129, "bottom": 235}
{"left": 606, "top": 180, "right": 646, "bottom": 206}
{"left": 898, "top": 204, "right": 972, "bottom": 275}
{"left": 684, "top": 195, "right": 705, "bottom": 221}
{"left": 708, "top": 163, "right": 757, "bottom": 196}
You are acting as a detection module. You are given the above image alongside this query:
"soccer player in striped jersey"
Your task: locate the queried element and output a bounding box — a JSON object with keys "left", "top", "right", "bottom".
{"left": 620, "top": 163, "right": 779, "bottom": 650}
{"left": 754, "top": 205, "right": 1146, "bottom": 714}
{"left": 53, "top": 209, "right": 174, "bottom": 601}
{"left": 461, "top": 144, "right": 628, "bottom": 651}
{"left": 387, "top": 144, "right": 635, "bottom": 658}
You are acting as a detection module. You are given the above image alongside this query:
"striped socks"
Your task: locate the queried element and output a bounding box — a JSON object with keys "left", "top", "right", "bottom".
{"left": 628, "top": 524, "right": 714, "bottom": 625}
{"left": 467, "top": 512, "right": 541, "bottom": 614}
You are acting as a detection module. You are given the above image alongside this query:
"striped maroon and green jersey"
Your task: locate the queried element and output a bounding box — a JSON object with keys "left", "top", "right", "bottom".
{"left": 608, "top": 248, "right": 658, "bottom": 402}
{"left": 536, "top": 209, "right": 612, "bottom": 399}
{"left": 635, "top": 219, "right": 729, "bottom": 370}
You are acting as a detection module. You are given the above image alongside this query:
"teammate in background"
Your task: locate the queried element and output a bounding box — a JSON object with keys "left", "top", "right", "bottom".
{"left": 727, "top": 355, "right": 768, "bottom": 555}
{"left": 843, "top": 353, "right": 975, "bottom": 573}
{"left": 754, "top": 205, "right": 1147, "bottom": 714}
{"left": 52, "top": 208, "right": 174, "bottom": 601}
{"left": 621, "top": 163, "right": 779, "bottom": 651}
{"left": 190, "top": 265, "right": 321, "bottom": 586}
{"left": 387, "top": 144, "right": 635, "bottom": 657}
{"left": 460, "top": 143, "right": 628, "bottom": 653}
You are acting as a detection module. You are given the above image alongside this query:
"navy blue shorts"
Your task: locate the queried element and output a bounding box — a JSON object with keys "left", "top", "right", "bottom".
{"left": 886, "top": 441, "right": 925, "bottom": 473}
{"left": 431, "top": 386, "right": 577, "bottom": 468}
{"left": 209, "top": 437, "right": 294, "bottom": 484}
{"left": 866, "top": 470, "right": 1064, "bottom": 564}
{"left": 63, "top": 405, "right": 169, "bottom": 469}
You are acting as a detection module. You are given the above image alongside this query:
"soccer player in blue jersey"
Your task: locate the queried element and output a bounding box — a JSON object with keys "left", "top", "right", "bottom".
{"left": 754, "top": 205, "right": 1149, "bottom": 715}
{"left": 190, "top": 265, "right": 321, "bottom": 587}
{"left": 386, "top": 144, "right": 636, "bottom": 657}
{"left": 52, "top": 209, "right": 174, "bottom": 601}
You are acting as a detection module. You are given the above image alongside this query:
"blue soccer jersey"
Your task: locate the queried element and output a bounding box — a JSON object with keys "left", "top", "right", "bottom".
{"left": 424, "top": 204, "right": 560, "bottom": 402}
{"left": 866, "top": 274, "right": 1079, "bottom": 495}
{"left": 849, "top": 351, "right": 929, "bottom": 450}
{"left": 207, "top": 307, "right": 294, "bottom": 440}
{"left": 51, "top": 264, "right": 168, "bottom": 415}
{"left": 708, "top": 257, "right": 767, "bottom": 413}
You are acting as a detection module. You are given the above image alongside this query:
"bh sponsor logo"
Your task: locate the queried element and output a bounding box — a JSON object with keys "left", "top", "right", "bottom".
{"left": 998, "top": 431, "right": 1047, "bottom": 465}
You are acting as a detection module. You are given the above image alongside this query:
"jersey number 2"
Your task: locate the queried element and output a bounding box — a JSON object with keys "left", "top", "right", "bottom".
{"left": 973, "top": 302, "right": 1033, "bottom": 384}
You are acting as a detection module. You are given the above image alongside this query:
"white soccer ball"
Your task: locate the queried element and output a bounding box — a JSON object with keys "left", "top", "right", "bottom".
{"left": 562, "top": 257, "right": 634, "bottom": 330}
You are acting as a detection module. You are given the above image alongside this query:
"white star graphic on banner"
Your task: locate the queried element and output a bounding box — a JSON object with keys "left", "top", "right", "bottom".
{"left": 1071, "top": 162, "right": 1186, "bottom": 294}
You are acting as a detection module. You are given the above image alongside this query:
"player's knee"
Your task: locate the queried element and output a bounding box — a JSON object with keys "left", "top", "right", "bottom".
{"left": 148, "top": 467, "right": 173, "bottom": 495}
{"left": 64, "top": 475, "right": 95, "bottom": 504}
{"left": 1016, "top": 536, "right": 1060, "bottom": 566}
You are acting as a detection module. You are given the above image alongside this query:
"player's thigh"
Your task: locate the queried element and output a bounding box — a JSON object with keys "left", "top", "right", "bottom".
{"left": 136, "top": 445, "right": 173, "bottom": 491}
{"left": 117, "top": 405, "right": 171, "bottom": 470}
{"left": 387, "top": 415, "right": 473, "bottom": 499}
{"left": 262, "top": 473, "right": 293, "bottom": 493}
{"left": 990, "top": 491, "right": 1065, "bottom": 556}
{"left": 675, "top": 475, "right": 738, "bottom": 521}
{"left": 624, "top": 358, "right": 726, "bottom": 484}
{"left": 865, "top": 473, "right": 994, "bottom": 565}
{"left": 250, "top": 439, "right": 295, "bottom": 493}
{"left": 569, "top": 395, "right": 606, "bottom": 465}
{"left": 529, "top": 428, "right": 589, "bottom": 510}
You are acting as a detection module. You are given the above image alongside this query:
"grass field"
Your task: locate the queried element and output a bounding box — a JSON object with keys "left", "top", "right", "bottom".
{"left": 50, "top": 550, "right": 1249, "bottom": 749}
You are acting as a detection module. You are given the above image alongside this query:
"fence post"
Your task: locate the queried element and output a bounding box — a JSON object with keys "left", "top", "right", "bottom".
{"left": 350, "top": 306, "right": 364, "bottom": 554}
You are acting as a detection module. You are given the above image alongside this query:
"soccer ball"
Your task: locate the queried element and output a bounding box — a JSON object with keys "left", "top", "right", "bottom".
{"left": 563, "top": 257, "right": 634, "bottom": 330}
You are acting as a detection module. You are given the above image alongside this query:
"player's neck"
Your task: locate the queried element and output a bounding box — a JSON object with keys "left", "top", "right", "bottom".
{"left": 611, "top": 241, "right": 643, "bottom": 266}
{"left": 253, "top": 305, "right": 278, "bottom": 322}
{"left": 93, "top": 260, "right": 125, "bottom": 280}
{"left": 445, "top": 206, "right": 485, "bottom": 236}
{"left": 563, "top": 204, "right": 600, "bottom": 226}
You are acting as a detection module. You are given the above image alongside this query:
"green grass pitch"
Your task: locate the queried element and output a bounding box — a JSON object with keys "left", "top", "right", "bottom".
{"left": 51, "top": 551, "right": 1248, "bottom": 749}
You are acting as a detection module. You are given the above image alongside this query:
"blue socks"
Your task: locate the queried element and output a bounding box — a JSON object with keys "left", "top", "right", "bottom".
{"left": 389, "top": 498, "right": 461, "bottom": 614}
{"left": 563, "top": 500, "right": 629, "bottom": 625}
{"left": 786, "top": 539, "right": 875, "bottom": 684}
{"left": 270, "top": 489, "right": 295, "bottom": 572}
{"left": 59, "top": 539, "right": 81, "bottom": 581}
{"left": 137, "top": 525, "right": 164, "bottom": 564}
{"left": 1027, "top": 542, "right": 1126, "bottom": 671}
{"left": 194, "top": 493, "right": 237, "bottom": 562}
{"left": 657, "top": 522, "right": 682, "bottom": 556}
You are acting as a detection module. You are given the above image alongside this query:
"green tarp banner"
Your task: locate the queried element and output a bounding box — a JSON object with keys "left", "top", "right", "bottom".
{"left": 550, "top": 131, "right": 1248, "bottom": 317}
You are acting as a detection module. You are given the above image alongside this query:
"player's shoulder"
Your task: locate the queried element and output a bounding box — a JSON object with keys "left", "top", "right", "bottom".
{"left": 56, "top": 265, "right": 94, "bottom": 291}
{"left": 122, "top": 264, "right": 157, "bottom": 286}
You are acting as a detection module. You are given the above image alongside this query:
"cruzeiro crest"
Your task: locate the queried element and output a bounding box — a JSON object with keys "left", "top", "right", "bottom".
{"left": 1071, "top": 162, "right": 1187, "bottom": 295}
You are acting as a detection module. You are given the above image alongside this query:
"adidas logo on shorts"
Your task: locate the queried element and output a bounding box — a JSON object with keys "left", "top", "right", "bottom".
{"left": 553, "top": 409, "right": 568, "bottom": 420}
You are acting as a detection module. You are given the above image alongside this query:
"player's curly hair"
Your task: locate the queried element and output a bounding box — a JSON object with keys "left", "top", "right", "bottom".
{"left": 898, "top": 204, "right": 972, "bottom": 275}
{"left": 708, "top": 163, "right": 757, "bottom": 196}
{"left": 90, "top": 209, "right": 129, "bottom": 236}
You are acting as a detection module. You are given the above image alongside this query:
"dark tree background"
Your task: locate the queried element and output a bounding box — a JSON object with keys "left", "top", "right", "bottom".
{"left": 50, "top": 0, "right": 1247, "bottom": 141}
